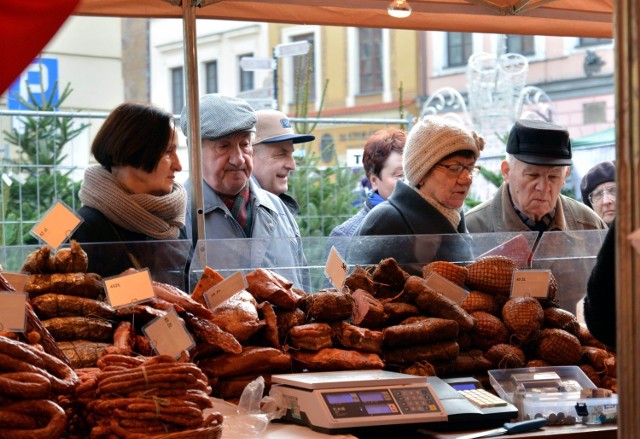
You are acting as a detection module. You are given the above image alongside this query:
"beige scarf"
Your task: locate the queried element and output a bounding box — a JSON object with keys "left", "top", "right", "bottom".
{"left": 414, "top": 187, "right": 462, "bottom": 230}
{"left": 79, "top": 165, "right": 187, "bottom": 240}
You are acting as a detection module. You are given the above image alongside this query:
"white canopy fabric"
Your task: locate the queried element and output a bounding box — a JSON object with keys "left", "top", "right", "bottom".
{"left": 75, "top": 0, "right": 613, "bottom": 38}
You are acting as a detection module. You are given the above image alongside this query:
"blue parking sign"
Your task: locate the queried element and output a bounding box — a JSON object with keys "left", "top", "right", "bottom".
{"left": 7, "top": 58, "right": 59, "bottom": 110}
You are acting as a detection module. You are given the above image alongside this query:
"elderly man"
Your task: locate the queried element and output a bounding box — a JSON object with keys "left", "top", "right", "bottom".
{"left": 180, "top": 94, "right": 308, "bottom": 289}
{"left": 251, "top": 109, "right": 315, "bottom": 214}
{"left": 466, "top": 119, "right": 607, "bottom": 233}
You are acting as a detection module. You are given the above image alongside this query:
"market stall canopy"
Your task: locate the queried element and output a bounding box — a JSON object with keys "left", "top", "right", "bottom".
{"left": 75, "top": 0, "right": 613, "bottom": 38}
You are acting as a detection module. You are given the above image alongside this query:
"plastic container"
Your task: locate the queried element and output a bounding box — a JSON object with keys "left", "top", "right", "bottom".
{"left": 488, "top": 366, "right": 597, "bottom": 421}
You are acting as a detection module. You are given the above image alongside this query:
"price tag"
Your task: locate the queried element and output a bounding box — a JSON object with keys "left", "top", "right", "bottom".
{"left": 30, "top": 200, "right": 83, "bottom": 250}
{"left": 204, "top": 271, "right": 247, "bottom": 310}
{"left": 0, "top": 292, "right": 28, "bottom": 332}
{"left": 143, "top": 307, "right": 195, "bottom": 360}
{"left": 424, "top": 272, "right": 469, "bottom": 303}
{"left": 1, "top": 272, "right": 29, "bottom": 292}
{"left": 511, "top": 269, "right": 551, "bottom": 298}
{"left": 325, "top": 246, "right": 348, "bottom": 290}
{"left": 104, "top": 269, "right": 155, "bottom": 308}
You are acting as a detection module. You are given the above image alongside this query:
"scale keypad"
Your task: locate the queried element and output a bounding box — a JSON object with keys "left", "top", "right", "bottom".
{"left": 391, "top": 387, "right": 440, "bottom": 414}
{"left": 458, "top": 389, "right": 508, "bottom": 408}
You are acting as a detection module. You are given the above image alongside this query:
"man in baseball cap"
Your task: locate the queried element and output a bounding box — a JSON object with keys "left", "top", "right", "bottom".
{"left": 251, "top": 109, "right": 315, "bottom": 214}
{"left": 466, "top": 119, "right": 607, "bottom": 233}
{"left": 180, "top": 95, "right": 308, "bottom": 289}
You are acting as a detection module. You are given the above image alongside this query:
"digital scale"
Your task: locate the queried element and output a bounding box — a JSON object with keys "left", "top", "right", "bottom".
{"left": 270, "top": 370, "right": 518, "bottom": 435}
{"left": 270, "top": 370, "right": 446, "bottom": 434}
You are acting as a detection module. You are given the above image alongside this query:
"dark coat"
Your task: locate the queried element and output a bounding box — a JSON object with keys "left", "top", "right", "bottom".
{"left": 71, "top": 206, "right": 191, "bottom": 289}
{"left": 351, "top": 180, "right": 473, "bottom": 271}
{"left": 583, "top": 220, "right": 616, "bottom": 349}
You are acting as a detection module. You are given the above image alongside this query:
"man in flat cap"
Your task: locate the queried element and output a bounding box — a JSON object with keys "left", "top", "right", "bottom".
{"left": 181, "top": 94, "right": 308, "bottom": 289}
{"left": 466, "top": 119, "right": 607, "bottom": 233}
{"left": 251, "top": 109, "right": 315, "bottom": 215}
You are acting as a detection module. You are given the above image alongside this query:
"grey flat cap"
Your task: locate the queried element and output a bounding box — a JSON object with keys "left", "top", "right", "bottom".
{"left": 180, "top": 93, "right": 256, "bottom": 140}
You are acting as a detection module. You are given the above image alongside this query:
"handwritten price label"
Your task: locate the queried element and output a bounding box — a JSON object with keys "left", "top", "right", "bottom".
{"left": 30, "top": 201, "right": 83, "bottom": 249}
{"left": 511, "top": 269, "right": 551, "bottom": 298}
{"left": 325, "top": 246, "right": 348, "bottom": 290}
{"left": 204, "top": 271, "right": 247, "bottom": 310}
{"left": 0, "top": 292, "right": 27, "bottom": 332}
{"left": 104, "top": 269, "right": 155, "bottom": 308}
{"left": 143, "top": 307, "right": 195, "bottom": 359}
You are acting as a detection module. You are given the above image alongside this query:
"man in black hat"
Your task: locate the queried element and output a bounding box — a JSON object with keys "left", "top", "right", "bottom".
{"left": 466, "top": 119, "right": 607, "bottom": 233}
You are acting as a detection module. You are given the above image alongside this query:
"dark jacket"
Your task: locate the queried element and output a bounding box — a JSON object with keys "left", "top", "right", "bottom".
{"left": 72, "top": 206, "right": 191, "bottom": 288}
{"left": 583, "top": 220, "right": 616, "bottom": 349}
{"left": 351, "top": 180, "right": 473, "bottom": 271}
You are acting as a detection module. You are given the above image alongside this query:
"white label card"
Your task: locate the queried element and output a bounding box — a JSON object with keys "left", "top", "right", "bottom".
{"left": 0, "top": 292, "right": 27, "bottom": 332}
{"left": 104, "top": 269, "right": 155, "bottom": 308}
{"left": 204, "top": 271, "right": 247, "bottom": 310}
{"left": 424, "top": 272, "right": 469, "bottom": 303}
{"left": 325, "top": 246, "right": 348, "bottom": 290}
{"left": 30, "top": 200, "right": 83, "bottom": 250}
{"left": 1, "top": 272, "right": 29, "bottom": 293}
{"left": 143, "top": 307, "right": 195, "bottom": 360}
{"left": 511, "top": 269, "right": 551, "bottom": 298}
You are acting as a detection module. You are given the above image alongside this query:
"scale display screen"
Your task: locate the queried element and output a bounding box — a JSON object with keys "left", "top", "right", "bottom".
{"left": 321, "top": 387, "right": 440, "bottom": 419}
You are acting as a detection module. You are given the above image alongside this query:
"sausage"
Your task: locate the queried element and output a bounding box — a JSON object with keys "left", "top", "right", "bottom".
{"left": 54, "top": 239, "right": 89, "bottom": 273}
{"left": 31, "top": 293, "right": 116, "bottom": 320}
{"left": 25, "top": 272, "right": 104, "bottom": 299}
{"left": 383, "top": 318, "right": 459, "bottom": 346}
{"left": 0, "top": 372, "right": 51, "bottom": 399}
{"left": 198, "top": 346, "right": 292, "bottom": 378}
{"left": 43, "top": 316, "right": 113, "bottom": 342}
{"left": 0, "top": 399, "right": 67, "bottom": 439}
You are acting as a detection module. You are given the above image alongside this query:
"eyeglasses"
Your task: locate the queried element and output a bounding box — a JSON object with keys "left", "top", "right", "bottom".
{"left": 588, "top": 185, "right": 616, "bottom": 204}
{"left": 435, "top": 163, "right": 481, "bottom": 178}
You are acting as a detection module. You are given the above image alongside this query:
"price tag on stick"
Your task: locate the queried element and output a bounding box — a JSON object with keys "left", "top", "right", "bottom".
{"left": 104, "top": 269, "right": 156, "bottom": 308}
{"left": 203, "top": 271, "right": 247, "bottom": 310}
{"left": 424, "top": 272, "right": 469, "bottom": 303}
{"left": 143, "top": 307, "right": 195, "bottom": 360}
{"left": 30, "top": 200, "right": 83, "bottom": 250}
{"left": 511, "top": 269, "right": 551, "bottom": 298}
{"left": 1, "top": 272, "right": 29, "bottom": 293}
{"left": 325, "top": 246, "right": 348, "bottom": 290}
{"left": 0, "top": 292, "right": 28, "bottom": 332}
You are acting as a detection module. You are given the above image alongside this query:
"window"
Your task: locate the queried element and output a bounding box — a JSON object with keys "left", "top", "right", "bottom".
{"left": 359, "top": 28, "right": 383, "bottom": 94}
{"left": 291, "top": 33, "right": 316, "bottom": 102}
{"left": 205, "top": 61, "right": 218, "bottom": 94}
{"left": 238, "top": 53, "right": 254, "bottom": 92}
{"left": 446, "top": 32, "right": 473, "bottom": 68}
{"left": 171, "top": 67, "right": 184, "bottom": 114}
{"left": 506, "top": 35, "right": 535, "bottom": 56}
{"left": 579, "top": 38, "right": 613, "bottom": 47}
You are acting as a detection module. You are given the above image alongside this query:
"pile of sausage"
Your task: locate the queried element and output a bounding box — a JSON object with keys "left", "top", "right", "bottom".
{"left": 60, "top": 354, "right": 221, "bottom": 438}
{"left": 0, "top": 335, "right": 79, "bottom": 439}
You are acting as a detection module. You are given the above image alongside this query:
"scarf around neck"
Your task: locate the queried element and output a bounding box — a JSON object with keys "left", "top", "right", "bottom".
{"left": 79, "top": 165, "right": 187, "bottom": 240}
{"left": 414, "top": 186, "right": 462, "bottom": 230}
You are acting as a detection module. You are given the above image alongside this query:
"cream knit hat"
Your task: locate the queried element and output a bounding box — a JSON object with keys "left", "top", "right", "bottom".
{"left": 403, "top": 116, "right": 485, "bottom": 186}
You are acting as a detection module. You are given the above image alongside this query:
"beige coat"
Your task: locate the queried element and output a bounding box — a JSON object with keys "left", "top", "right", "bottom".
{"left": 465, "top": 184, "right": 607, "bottom": 233}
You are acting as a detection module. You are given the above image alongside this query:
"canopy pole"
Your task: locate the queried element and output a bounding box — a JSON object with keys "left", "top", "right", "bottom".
{"left": 182, "top": 1, "right": 205, "bottom": 245}
{"left": 615, "top": 0, "right": 640, "bottom": 438}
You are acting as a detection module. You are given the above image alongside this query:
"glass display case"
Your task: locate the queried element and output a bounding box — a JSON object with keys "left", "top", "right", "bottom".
{"left": 1, "top": 229, "right": 607, "bottom": 318}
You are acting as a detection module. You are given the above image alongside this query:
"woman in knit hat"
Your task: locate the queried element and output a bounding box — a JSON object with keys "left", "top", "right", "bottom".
{"left": 71, "top": 102, "right": 190, "bottom": 283}
{"left": 352, "top": 115, "right": 484, "bottom": 267}
{"left": 580, "top": 160, "right": 616, "bottom": 225}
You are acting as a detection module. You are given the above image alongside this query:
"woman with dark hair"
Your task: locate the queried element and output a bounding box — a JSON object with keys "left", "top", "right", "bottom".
{"left": 72, "top": 102, "right": 188, "bottom": 280}
{"left": 330, "top": 127, "right": 406, "bottom": 239}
